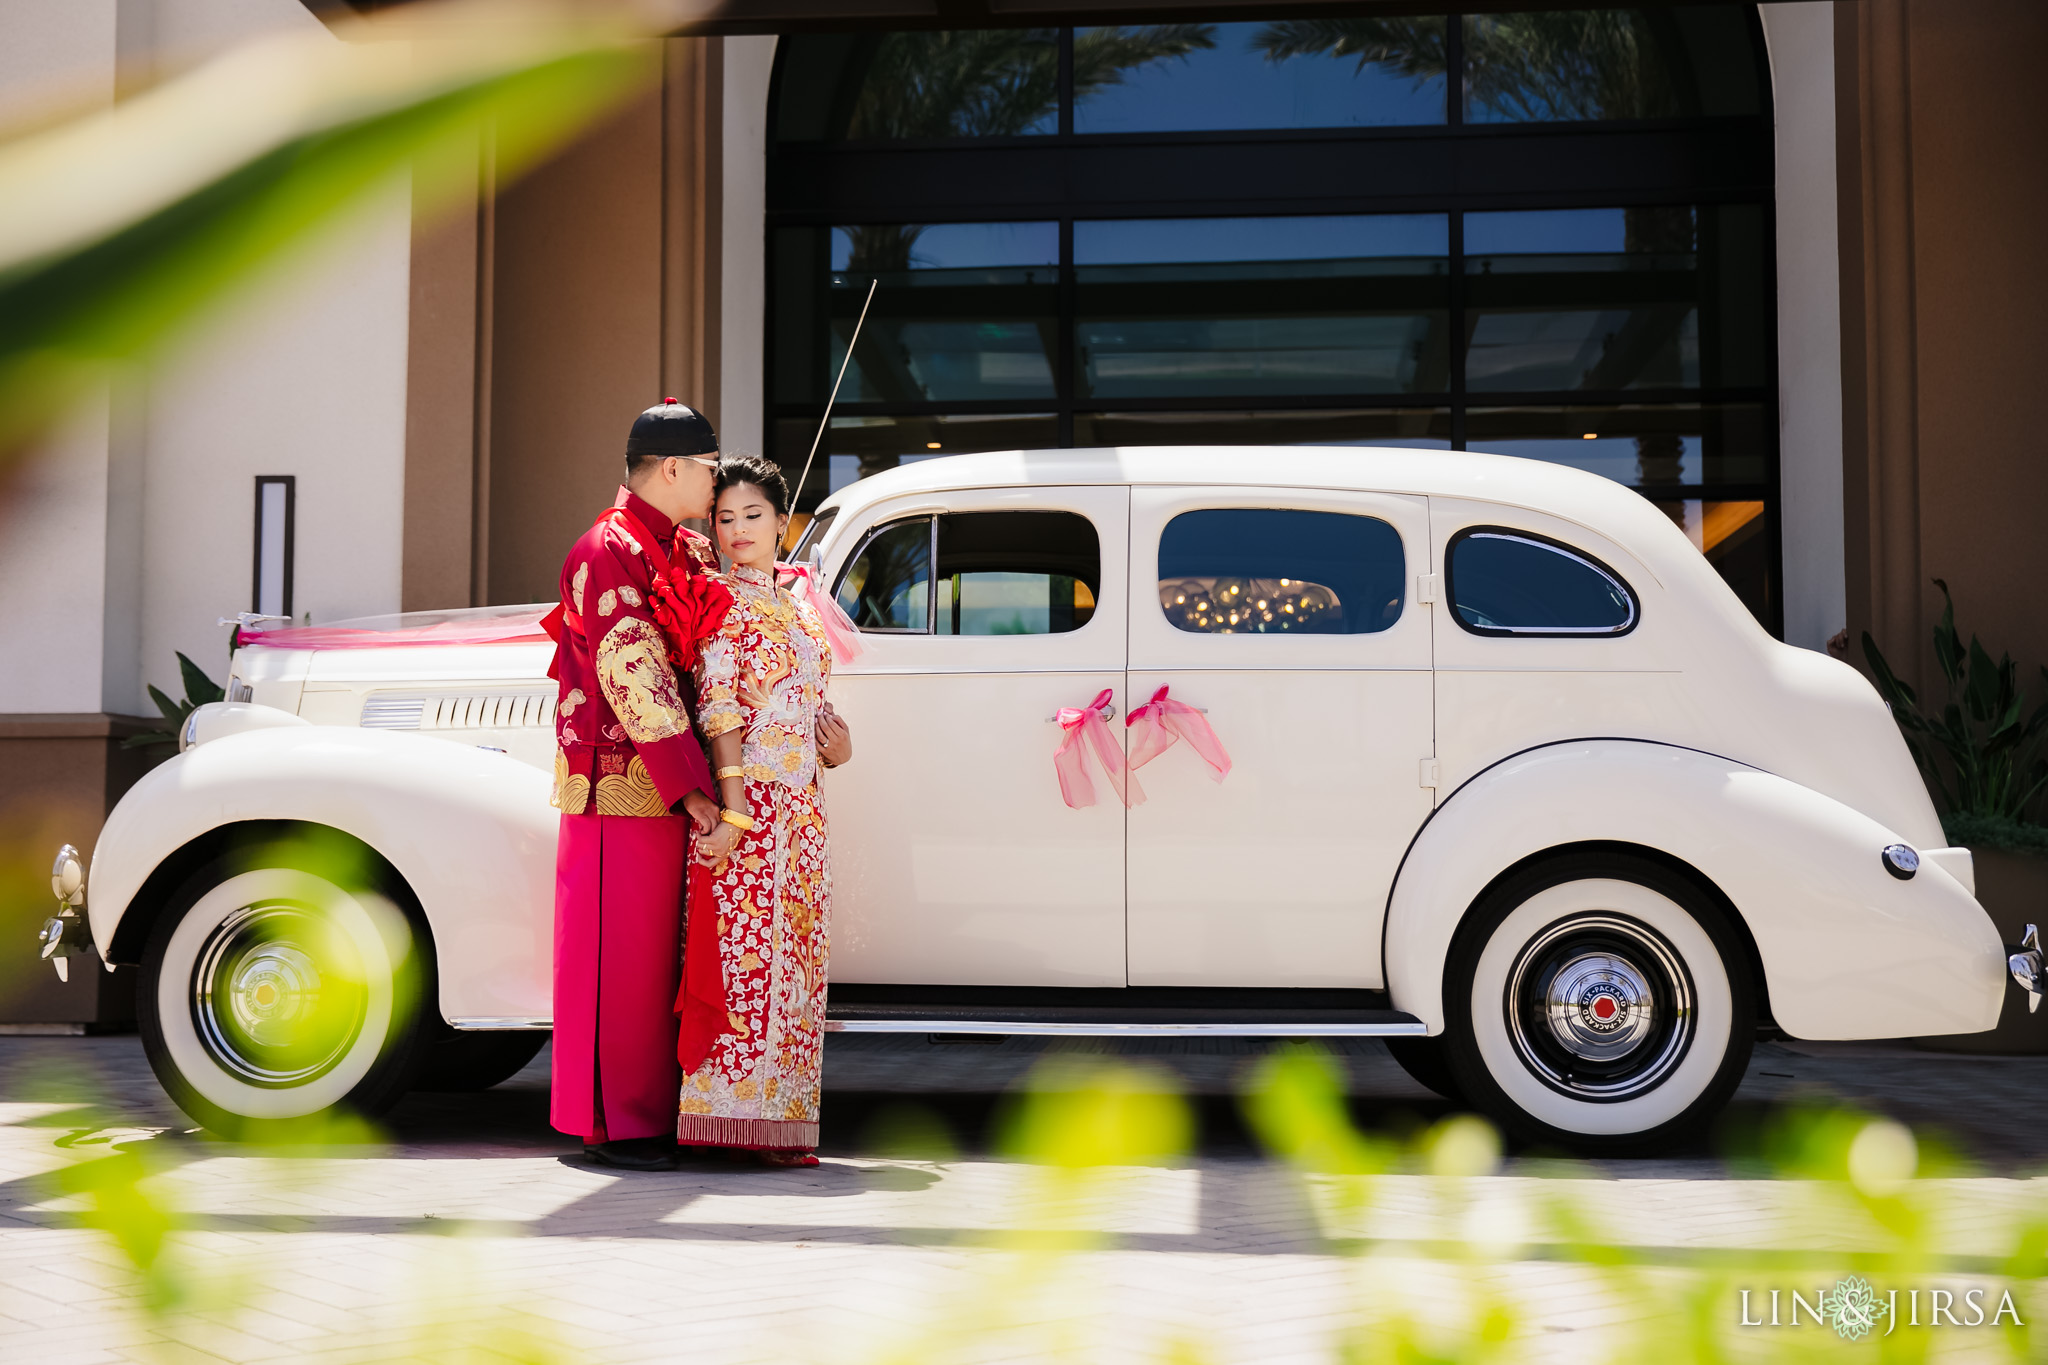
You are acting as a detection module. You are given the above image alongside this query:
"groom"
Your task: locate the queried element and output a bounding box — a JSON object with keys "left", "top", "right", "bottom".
{"left": 544, "top": 398, "right": 731, "bottom": 1170}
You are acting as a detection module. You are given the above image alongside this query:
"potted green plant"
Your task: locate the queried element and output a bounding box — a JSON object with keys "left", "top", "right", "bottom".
{"left": 1863, "top": 580, "right": 2048, "bottom": 1053}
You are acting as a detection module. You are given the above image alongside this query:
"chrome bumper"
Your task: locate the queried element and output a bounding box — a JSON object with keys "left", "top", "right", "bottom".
{"left": 2009, "top": 924, "right": 2044, "bottom": 1015}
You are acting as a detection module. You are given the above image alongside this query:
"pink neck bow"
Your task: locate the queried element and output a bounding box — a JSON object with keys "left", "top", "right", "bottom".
{"left": 777, "top": 561, "right": 865, "bottom": 664}
{"left": 1126, "top": 685, "right": 1232, "bottom": 781}
{"left": 1054, "top": 688, "right": 1142, "bottom": 809}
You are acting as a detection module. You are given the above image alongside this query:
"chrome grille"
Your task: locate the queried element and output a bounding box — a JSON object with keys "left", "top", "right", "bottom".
{"left": 360, "top": 691, "right": 554, "bottom": 731}
{"left": 359, "top": 695, "right": 427, "bottom": 730}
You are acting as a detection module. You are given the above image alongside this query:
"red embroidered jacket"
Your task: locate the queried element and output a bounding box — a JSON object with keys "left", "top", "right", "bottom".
{"left": 549, "top": 488, "right": 724, "bottom": 817}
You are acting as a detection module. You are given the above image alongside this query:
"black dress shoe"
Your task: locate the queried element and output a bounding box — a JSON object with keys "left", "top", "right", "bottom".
{"left": 583, "top": 1137, "right": 678, "bottom": 1171}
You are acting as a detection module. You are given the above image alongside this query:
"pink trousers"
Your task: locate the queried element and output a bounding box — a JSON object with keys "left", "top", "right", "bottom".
{"left": 551, "top": 812, "right": 687, "bottom": 1143}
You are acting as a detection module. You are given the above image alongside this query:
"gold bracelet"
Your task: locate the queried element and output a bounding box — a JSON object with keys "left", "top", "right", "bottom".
{"left": 714, "top": 766, "right": 745, "bottom": 780}
{"left": 719, "top": 809, "right": 756, "bottom": 832}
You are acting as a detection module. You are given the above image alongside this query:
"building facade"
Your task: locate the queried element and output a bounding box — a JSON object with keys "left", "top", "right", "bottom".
{"left": 1, "top": 0, "right": 2044, "bottom": 1021}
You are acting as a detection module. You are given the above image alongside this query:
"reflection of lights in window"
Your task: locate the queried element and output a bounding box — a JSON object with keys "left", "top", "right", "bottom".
{"left": 926, "top": 441, "right": 943, "bottom": 449}
{"left": 1159, "top": 576, "right": 1339, "bottom": 634}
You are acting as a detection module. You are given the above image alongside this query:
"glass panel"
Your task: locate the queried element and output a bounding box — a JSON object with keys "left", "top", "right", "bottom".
{"left": 934, "top": 512, "right": 1101, "bottom": 636}
{"left": 1075, "top": 215, "right": 1450, "bottom": 399}
{"left": 839, "top": 30, "right": 1062, "bottom": 140}
{"left": 790, "top": 508, "right": 837, "bottom": 562}
{"left": 1462, "top": 404, "right": 1767, "bottom": 487}
{"left": 1073, "top": 19, "right": 1446, "bottom": 132}
{"left": 772, "top": 414, "right": 1061, "bottom": 508}
{"left": 1075, "top": 408, "right": 1451, "bottom": 448}
{"left": 1158, "top": 508, "right": 1405, "bottom": 635}
{"left": 1463, "top": 205, "right": 1766, "bottom": 393}
{"left": 1448, "top": 531, "right": 1635, "bottom": 635}
{"left": 837, "top": 519, "right": 931, "bottom": 632}
{"left": 1462, "top": 9, "right": 1761, "bottom": 123}
{"left": 1648, "top": 498, "right": 1771, "bottom": 626}
{"left": 830, "top": 223, "right": 1059, "bottom": 404}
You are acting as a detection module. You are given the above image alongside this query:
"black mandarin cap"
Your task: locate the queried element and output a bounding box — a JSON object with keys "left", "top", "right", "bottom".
{"left": 625, "top": 397, "right": 718, "bottom": 458}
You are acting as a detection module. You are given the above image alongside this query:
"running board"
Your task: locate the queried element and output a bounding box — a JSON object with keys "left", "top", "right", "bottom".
{"left": 823, "top": 997, "right": 1427, "bottom": 1037}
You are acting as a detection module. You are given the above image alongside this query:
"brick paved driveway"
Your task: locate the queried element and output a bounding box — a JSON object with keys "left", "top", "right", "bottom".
{"left": 2, "top": 1033, "right": 2044, "bottom": 1363}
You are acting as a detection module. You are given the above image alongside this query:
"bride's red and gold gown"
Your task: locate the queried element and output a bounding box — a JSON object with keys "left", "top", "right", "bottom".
{"left": 676, "top": 562, "right": 834, "bottom": 1151}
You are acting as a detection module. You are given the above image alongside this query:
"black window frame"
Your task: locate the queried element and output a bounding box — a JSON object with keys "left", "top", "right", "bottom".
{"left": 1443, "top": 524, "right": 1641, "bottom": 638}
{"left": 834, "top": 515, "right": 935, "bottom": 635}
{"left": 768, "top": 7, "right": 1780, "bottom": 636}
{"left": 833, "top": 509, "right": 1104, "bottom": 637}
{"left": 1155, "top": 504, "right": 1410, "bottom": 637}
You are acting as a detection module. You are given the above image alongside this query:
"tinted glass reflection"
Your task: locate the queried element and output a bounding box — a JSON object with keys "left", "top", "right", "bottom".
{"left": 772, "top": 414, "right": 1060, "bottom": 504}
{"left": 1448, "top": 532, "right": 1634, "bottom": 634}
{"left": 1074, "top": 409, "right": 1451, "bottom": 448}
{"left": 1463, "top": 204, "right": 1765, "bottom": 393}
{"left": 847, "top": 30, "right": 1061, "bottom": 139}
{"left": 1463, "top": 404, "right": 1766, "bottom": 487}
{"left": 1649, "top": 498, "right": 1771, "bottom": 626}
{"left": 1464, "top": 207, "right": 1695, "bottom": 392}
{"left": 935, "top": 512, "right": 1101, "bottom": 636}
{"left": 828, "top": 223, "right": 1058, "bottom": 405}
{"left": 838, "top": 519, "right": 930, "bottom": 631}
{"left": 1074, "top": 20, "right": 1445, "bottom": 132}
{"left": 1158, "top": 508, "right": 1405, "bottom": 635}
{"left": 1463, "top": 9, "right": 1761, "bottom": 123}
{"left": 1076, "top": 215, "right": 1449, "bottom": 399}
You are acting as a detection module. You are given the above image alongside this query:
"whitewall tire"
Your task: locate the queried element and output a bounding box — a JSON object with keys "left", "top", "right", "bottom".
{"left": 1442, "top": 853, "right": 1755, "bottom": 1152}
{"left": 139, "top": 855, "right": 427, "bottom": 1136}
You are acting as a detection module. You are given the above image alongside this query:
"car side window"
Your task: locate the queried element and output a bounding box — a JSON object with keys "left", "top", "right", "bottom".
{"left": 935, "top": 511, "right": 1098, "bottom": 636}
{"left": 1446, "top": 527, "right": 1637, "bottom": 636}
{"left": 1158, "top": 508, "right": 1404, "bottom": 635}
{"left": 835, "top": 511, "right": 1100, "bottom": 636}
{"left": 836, "top": 517, "right": 930, "bottom": 631}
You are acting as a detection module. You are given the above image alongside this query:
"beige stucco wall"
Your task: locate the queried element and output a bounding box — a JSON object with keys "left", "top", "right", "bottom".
{"left": 0, "top": 0, "right": 415, "bottom": 716}
{"left": 1759, "top": 2, "right": 1848, "bottom": 654}
{"left": 718, "top": 35, "right": 777, "bottom": 461}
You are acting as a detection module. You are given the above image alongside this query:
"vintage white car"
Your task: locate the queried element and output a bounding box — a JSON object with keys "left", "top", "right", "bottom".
{"left": 45, "top": 447, "right": 2029, "bottom": 1150}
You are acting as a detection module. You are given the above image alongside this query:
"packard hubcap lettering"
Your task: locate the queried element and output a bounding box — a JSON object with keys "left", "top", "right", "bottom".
{"left": 1507, "top": 913, "right": 1696, "bottom": 1102}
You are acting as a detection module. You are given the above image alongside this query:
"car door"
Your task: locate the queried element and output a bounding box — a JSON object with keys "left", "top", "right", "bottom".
{"left": 823, "top": 485, "right": 1130, "bottom": 986}
{"left": 1125, "top": 486, "right": 1435, "bottom": 988}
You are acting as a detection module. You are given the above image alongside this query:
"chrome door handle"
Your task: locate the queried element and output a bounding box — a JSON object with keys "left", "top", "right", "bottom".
{"left": 1046, "top": 703, "right": 1116, "bottom": 723}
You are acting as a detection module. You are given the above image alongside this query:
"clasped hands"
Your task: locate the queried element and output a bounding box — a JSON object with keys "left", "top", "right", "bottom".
{"left": 685, "top": 703, "right": 853, "bottom": 866}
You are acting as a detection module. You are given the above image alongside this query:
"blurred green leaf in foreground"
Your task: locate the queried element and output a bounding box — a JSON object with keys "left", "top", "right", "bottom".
{"left": 0, "top": 0, "right": 680, "bottom": 470}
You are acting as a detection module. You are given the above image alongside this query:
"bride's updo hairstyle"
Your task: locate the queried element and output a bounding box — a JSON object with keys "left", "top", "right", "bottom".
{"left": 713, "top": 453, "right": 790, "bottom": 516}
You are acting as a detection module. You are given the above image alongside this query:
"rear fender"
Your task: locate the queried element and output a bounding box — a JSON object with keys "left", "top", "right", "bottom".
{"left": 1383, "top": 740, "right": 2003, "bottom": 1040}
{"left": 90, "top": 727, "right": 555, "bottom": 1024}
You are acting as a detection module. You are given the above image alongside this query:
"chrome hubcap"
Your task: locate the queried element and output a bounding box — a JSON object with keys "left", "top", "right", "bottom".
{"left": 1506, "top": 913, "right": 1694, "bottom": 1102}
{"left": 193, "top": 903, "right": 366, "bottom": 1087}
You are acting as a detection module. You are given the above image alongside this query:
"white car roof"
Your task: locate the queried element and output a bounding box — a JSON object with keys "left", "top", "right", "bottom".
{"left": 815, "top": 445, "right": 1696, "bottom": 576}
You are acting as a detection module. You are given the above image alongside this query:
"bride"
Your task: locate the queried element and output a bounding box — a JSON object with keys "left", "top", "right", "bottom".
{"left": 675, "top": 454, "right": 853, "bottom": 1167}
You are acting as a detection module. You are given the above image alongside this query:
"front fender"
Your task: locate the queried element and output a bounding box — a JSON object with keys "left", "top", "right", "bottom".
{"left": 90, "top": 726, "right": 556, "bottom": 1024}
{"left": 1384, "top": 740, "right": 2003, "bottom": 1040}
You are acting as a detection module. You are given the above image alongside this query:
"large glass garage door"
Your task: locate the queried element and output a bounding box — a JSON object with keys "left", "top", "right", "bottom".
{"left": 768, "top": 8, "right": 1778, "bottom": 631}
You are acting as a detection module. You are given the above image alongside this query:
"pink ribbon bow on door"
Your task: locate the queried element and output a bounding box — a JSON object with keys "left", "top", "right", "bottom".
{"left": 1053, "top": 688, "right": 1141, "bottom": 809}
{"left": 777, "top": 561, "right": 866, "bottom": 663}
{"left": 1125, "top": 685, "right": 1232, "bottom": 781}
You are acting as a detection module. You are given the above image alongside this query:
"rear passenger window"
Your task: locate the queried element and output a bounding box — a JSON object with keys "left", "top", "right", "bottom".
{"left": 1158, "top": 508, "right": 1404, "bottom": 635}
{"left": 835, "top": 511, "right": 1100, "bottom": 636}
{"left": 1447, "top": 528, "right": 1637, "bottom": 636}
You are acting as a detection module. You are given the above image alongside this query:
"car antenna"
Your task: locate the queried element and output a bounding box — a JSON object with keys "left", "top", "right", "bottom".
{"left": 786, "top": 275, "right": 878, "bottom": 552}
